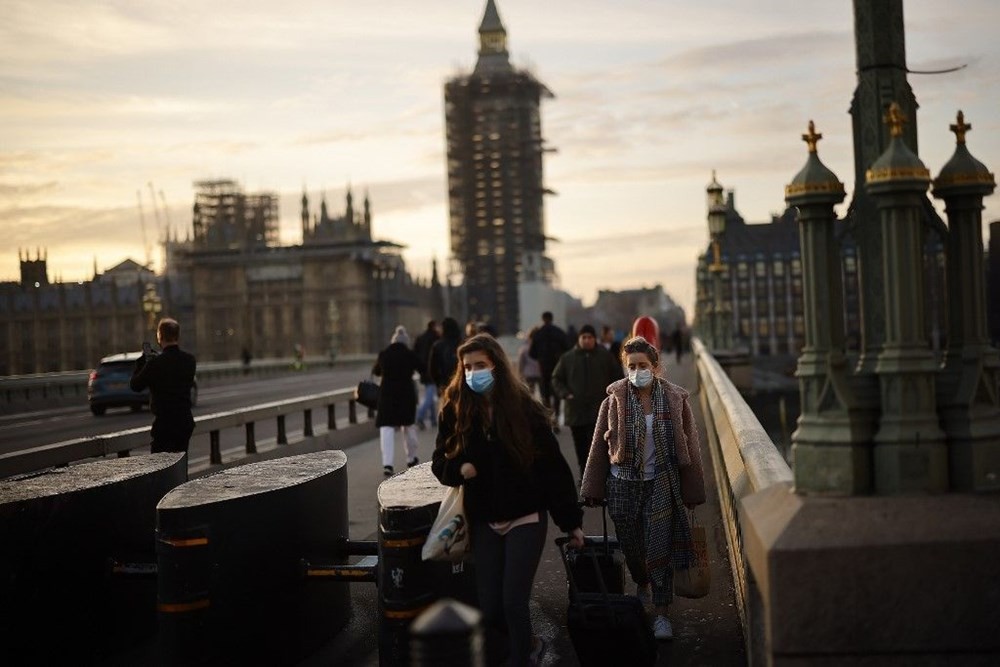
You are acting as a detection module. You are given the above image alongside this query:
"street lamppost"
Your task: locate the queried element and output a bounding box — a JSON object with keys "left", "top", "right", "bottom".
{"left": 141, "top": 282, "right": 162, "bottom": 338}
{"left": 706, "top": 172, "right": 731, "bottom": 350}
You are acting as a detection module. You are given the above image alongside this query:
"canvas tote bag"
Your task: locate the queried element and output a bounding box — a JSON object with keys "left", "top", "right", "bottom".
{"left": 674, "top": 510, "right": 711, "bottom": 599}
{"left": 421, "top": 485, "right": 471, "bottom": 562}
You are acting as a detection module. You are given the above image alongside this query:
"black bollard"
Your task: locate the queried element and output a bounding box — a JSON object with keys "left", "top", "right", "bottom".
{"left": 0, "top": 453, "right": 186, "bottom": 663}
{"left": 156, "top": 450, "right": 350, "bottom": 665}
{"left": 410, "top": 598, "right": 484, "bottom": 667}
{"left": 377, "top": 463, "right": 477, "bottom": 666}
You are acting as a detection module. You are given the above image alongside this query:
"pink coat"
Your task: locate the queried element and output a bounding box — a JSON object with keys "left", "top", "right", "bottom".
{"left": 581, "top": 378, "right": 706, "bottom": 505}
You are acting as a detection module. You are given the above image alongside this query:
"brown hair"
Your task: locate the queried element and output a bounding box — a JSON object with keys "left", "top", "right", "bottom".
{"left": 157, "top": 318, "right": 180, "bottom": 343}
{"left": 440, "top": 334, "right": 548, "bottom": 468}
{"left": 620, "top": 335, "right": 659, "bottom": 366}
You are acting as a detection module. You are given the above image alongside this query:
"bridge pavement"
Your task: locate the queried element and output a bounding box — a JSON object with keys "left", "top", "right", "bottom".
{"left": 302, "top": 351, "right": 747, "bottom": 666}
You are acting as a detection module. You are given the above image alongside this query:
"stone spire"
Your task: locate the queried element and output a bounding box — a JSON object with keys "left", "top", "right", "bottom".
{"left": 865, "top": 101, "right": 946, "bottom": 494}
{"left": 474, "top": 0, "right": 512, "bottom": 74}
{"left": 301, "top": 187, "right": 310, "bottom": 237}
{"left": 931, "top": 111, "right": 1000, "bottom": 491}
{"left": 786, "top": 121, "right": 875, "bottom": 494}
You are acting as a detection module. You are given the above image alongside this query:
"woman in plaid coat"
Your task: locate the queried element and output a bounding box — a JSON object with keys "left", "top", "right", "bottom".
{"left": 580, "top": 336, "right": 706, "bottom": 641}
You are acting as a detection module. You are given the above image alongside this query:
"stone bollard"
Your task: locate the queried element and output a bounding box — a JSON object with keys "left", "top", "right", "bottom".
{"left": 377, "top": 463, "right": 477, "bottom": 666}
{"left": 0, "top": 453, "right": 186, "bottom": 663}
{"left": 156, "top": 450, "right": 350, "bottom": 665}
{"left": 410, "top": 598, "right": 484, "bottom": 667}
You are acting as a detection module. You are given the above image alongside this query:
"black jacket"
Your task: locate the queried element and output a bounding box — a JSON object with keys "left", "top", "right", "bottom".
{"left": 431, "top": 399, "right": 583, "bottom": 533}
{"left": 551, "top": 345, "right": 623, "bottom": 427}
{"left": 372, "top": 342, "right": 419, "bottom": 427}
{"left": 130, "top": 345, "right": 196, "bottom": 418}
{"left": 429, "top": 337, "right": 460, "bottom": 389}
{"left": 413, "top": 328, "right": 439, "bottom": 385}
{"left": 529, "top": 323, "right": 569, "bottom": 375}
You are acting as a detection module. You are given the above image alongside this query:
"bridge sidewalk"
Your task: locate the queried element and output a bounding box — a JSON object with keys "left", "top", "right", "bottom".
{"left": 304, "top": 351, "right": 746, "bottom": 666}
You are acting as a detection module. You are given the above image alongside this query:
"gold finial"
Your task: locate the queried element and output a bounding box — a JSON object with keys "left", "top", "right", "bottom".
{"left": 950, "top": 110, "right": 971, "bottom": 145}
{"left": 802, "top": 120, "right": 822, "bottom": 154}
{"left": 884, "top": 102, "right": 907, "bottom": 138}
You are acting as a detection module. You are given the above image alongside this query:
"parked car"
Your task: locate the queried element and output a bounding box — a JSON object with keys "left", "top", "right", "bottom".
{"left": 87, "top": 352, "right": 198, "bottom": 416}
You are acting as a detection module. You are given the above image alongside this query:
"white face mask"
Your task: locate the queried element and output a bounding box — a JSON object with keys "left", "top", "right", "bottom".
{"left": 628, "top": 368, "right": 653, "bottom": 388}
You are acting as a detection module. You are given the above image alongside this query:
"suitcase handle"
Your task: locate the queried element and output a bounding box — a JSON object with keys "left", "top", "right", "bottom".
{"left": 555, "top": 536, "right": 613, "bottom": 606}
{"left": 577, "top": 499, "right": 611, "bottom": 558}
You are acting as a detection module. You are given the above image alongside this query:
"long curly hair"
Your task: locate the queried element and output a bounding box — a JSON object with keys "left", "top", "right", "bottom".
{"left": 440, "top": 334, "right": 549, "bottom": 469}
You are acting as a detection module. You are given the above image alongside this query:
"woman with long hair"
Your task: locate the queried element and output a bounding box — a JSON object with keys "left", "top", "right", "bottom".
{"left": 581, "top": 336, "right": 706, "bottom": 641}
{"left": 432, "top": 334, "right": 584, "bottom": 666}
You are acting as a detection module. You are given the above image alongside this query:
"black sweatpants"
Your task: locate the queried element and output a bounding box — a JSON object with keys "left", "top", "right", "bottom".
{"left": 570, "top": 423, "right": 596, "bottom": 477}
{"left": 471, "top": 517, "right": 548, "bottom": 666}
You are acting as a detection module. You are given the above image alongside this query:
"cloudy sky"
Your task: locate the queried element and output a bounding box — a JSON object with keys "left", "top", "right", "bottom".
{"left": 3, "top": 0, "right": 999, "bottom": 317}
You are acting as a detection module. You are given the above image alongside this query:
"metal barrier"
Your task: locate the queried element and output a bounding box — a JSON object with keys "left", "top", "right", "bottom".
{"left": 0, "top": 354, "right": 375, "bottom": 406}
{"left": 0, "top": 387, "right": 370, "bottom": 479}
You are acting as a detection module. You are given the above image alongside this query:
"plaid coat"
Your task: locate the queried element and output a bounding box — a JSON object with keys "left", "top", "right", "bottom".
{"left": 580, "top": 378, "right": 706, "bottom": 505}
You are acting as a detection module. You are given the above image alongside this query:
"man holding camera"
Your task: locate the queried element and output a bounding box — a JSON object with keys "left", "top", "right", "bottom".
{"left": 130, "top": 317, "right": 197, "bottom": 454}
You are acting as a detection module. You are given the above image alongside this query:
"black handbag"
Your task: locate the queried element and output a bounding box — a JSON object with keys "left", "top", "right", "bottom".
{"left": 354, "top": 378, "right": 380, "bottom": 409}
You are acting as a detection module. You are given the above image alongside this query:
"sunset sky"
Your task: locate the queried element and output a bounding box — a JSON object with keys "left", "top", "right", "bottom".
{"left": 3, "top": 0, "right": 999, "bottom": 318}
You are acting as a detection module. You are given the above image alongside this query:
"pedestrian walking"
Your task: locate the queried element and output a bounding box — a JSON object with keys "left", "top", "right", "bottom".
{"left": 671, "top": 328, "right": 685, "bottom": 364}
{"left": 529, "top": 311, "right": 570, "bottom": 433}
{"left": 432, "top": 334, "right": 584, "bottom": 666}
{"left": 372, "top": 325, "right": 421, "bottom": 476}
{"left": 550, "top": 324, "right": 622, "bottom": 477}
{"left": 413, "top": 320, "right": 441, "bottom": 430}
{"left": 429, "top": 316, "right": 462, "bottom": 396}
{"left": 580, "top": 336, "right": 706, "bottom": 641}
{"left": 517, "top": 327, "right": 542, "bottom": 397}
{"left": 600, "top": 325, "right": 621, "bottom": 361}
{"left": 130, "top": 318, "right": 197, "bottom": 455}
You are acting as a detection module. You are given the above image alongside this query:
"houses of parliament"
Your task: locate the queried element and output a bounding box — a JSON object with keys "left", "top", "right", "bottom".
{"left": 0, "top": 182, "right": 443, "bottom": 375}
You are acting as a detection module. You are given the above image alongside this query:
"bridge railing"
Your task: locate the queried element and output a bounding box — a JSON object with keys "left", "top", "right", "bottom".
{"left": 0, "top": 387, "right": 373, "bottom": 480}
{"left": 692, "top": 337, "right": 792, "bottom": 663}
{"left": 0, "top": 354, "right": 375, "bottom": 406}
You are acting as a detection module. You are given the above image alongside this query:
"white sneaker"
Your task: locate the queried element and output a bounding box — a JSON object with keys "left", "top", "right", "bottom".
{"left": 653, "top": 615, "right": 673, "bottom": 641}
{"left": 636, "top": 584, "right": 652, "bottom": 607}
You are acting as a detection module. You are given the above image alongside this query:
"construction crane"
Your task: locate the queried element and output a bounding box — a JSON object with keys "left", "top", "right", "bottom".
{"left": 147, "top": 182, "right": 163, "bottom": 242}
{"left": 136, "top": 189, "right": 152, "bottom": 270}
{"left": 158, "top": 188, "right": 173, "bottom": 239}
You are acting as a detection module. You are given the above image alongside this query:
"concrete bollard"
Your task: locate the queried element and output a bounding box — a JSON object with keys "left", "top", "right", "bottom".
{"left": 0, "top": 453, "right": 186, "bottom": 663}
{"left": 410, "top": 598, "right": 484, "bottom": 667}
{"left": 155, "top": 450, "right": 350, "bottom": 665}
{"left": 377, "top": 463, "right": 477, "bottom": 666}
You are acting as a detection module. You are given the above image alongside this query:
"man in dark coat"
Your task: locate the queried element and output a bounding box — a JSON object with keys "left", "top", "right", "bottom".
{"left": 551, "top": 324, "right": 623, "bottom": 475}
{"left": 529, "top": 311, "right": 570, "bottom": 433}
{"left": 429, "top": 317, "right": 462, "bottom": 394}
{"left": 130, "top": 318, "right": 197, "bottom": 455}
{"left": 372, "top": 325, "right": 421, "bottom": 476}
{"left": 413, "top": 320, "right": 440, "bottom": 430}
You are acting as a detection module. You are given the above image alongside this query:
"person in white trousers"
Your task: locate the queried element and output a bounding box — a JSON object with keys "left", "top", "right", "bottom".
{"left": 372, "top": 325, "right": 422, "bottom": 476}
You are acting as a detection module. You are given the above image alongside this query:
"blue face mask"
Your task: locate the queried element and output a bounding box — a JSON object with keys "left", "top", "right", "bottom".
{"left": 465, "top": 368, "right": 495, "bottom": 394}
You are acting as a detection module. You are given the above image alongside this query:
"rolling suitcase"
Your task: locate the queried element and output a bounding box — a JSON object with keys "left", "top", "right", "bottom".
{"left": 556, "top": 536, "right": 656, "bottom": 666}
{"left": 565, "top": 500, "right": 626, "bottom": 595}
